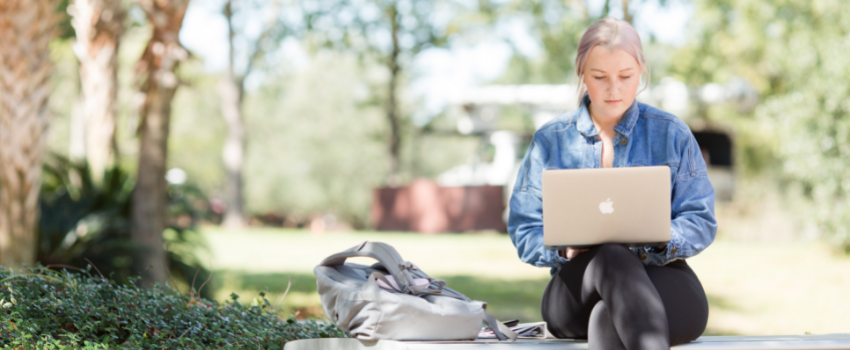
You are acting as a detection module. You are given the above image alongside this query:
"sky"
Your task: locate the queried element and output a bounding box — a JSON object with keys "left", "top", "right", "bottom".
{"left": 179, "top": 0, "right": 693, "bottom": 122}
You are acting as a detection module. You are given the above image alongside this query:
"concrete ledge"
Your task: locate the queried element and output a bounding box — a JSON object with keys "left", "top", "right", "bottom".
{"left": 285, "top": 334, "right": 850, "bottom": 350}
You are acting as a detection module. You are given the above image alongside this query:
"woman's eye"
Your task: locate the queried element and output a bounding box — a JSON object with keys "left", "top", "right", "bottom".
{"left": 620, "top": 76, "right": 632, "bottom": 80}
{"left": 593, "top": 76, "right": 605, "bottom": 80}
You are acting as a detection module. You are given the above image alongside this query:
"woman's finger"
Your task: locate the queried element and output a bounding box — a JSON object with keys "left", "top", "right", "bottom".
{"left": 565, "top": 248, "right": 590, "bottom": 259}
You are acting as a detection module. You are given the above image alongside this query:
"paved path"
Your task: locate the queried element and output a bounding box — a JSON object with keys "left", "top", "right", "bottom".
{"left": 285, "top": 334, "right": 850, "bottom": 350}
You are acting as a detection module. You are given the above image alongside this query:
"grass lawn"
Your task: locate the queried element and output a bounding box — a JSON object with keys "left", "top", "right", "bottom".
{"left": 197, "top": 227, "right": 850, "bottom": 336}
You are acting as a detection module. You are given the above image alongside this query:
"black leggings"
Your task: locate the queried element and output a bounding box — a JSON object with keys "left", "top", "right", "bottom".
{"left": 541, "top": 244, "right": 708, "bottom": 350}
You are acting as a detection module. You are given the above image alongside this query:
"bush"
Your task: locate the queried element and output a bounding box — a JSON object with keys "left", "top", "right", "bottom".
{"left": 38, "top": 154, "right": 215, "bottom": 298}
{"left": 0, "top": 266, "right": 344, "bottom": 349}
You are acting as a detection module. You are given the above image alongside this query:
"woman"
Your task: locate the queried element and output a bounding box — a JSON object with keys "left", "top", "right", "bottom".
{"left": 507, "top": 18, "right": 716, "bottom": 349}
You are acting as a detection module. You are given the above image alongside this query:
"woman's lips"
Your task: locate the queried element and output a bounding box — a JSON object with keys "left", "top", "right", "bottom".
{"left": 605, "top": 99, "right": 622, "bottom": 105}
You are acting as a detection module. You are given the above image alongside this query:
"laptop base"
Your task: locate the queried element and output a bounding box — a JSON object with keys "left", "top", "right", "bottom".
{"left": 544, "top": 242, "right": 670, "bottom": 251}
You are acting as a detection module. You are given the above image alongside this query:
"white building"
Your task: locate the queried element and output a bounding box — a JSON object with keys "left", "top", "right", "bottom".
{"left": 438, "top": 78, "right": 758, "bottom": 212}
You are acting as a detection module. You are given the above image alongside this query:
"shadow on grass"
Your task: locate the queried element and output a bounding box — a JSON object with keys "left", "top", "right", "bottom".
{"left": 214, "top": 270, "right": 742, "bottom": 336}
{"left": 214, "top": 271, "right": 549, "bottom": 322}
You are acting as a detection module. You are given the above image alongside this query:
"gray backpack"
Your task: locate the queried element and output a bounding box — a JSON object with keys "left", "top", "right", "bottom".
{"left": 314, "top": 241, "right": 517, "bottom": 341}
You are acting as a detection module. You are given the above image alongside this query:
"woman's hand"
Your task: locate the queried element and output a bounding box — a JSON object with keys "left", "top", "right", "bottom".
{"left": 563, "top": 248, "right": 589, "bottom": 259}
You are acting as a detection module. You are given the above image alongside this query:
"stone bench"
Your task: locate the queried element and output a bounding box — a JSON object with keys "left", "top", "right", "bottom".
{"left": 285, "top": 334, "right": 850, "bottom": 350}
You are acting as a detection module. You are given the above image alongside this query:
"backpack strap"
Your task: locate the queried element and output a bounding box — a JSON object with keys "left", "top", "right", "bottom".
{"left": 320, "top": 241, "right": 425, "bottom": 295}
{"left": 369, "top": 271, "right": 443, "bottom": 296}
{"left": 483, "top": 312, "right": 518, "bottom": 341}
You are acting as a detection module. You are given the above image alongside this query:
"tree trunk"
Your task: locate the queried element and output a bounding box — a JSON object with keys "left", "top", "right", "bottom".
{"left": 386, "top": 4, "right": 402, "bottom": 187}
{"left": 622, "top": 0, "right": 632, "bottom": 24}
{"left": 219, "top": 77, "right": 245, "bottom": 228}
{"left": 0, "top": 0, "right": 59, "bottom": 268}
{"left": 219, "top": 0, "right": 246, "bottom": 228}
{"left": 69, "top": 102, "right": 86, "bottom": 159}
{"left": 573, "top": 0, "right": 589, "bottom": 20}
{"left": 133, "top": 0, "right": 190, "bottom": 286}
{"left": 69, "top": 0, "right": 125, "bottom": 181}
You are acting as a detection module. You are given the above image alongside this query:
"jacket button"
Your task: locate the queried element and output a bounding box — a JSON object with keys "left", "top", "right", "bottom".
{"left": 620, "top": 138, "right": 628, "bottom": 146}
{"left": 640, "top": 254, "right": 647, "bottom": 261}
{"left": 671, "top": 247, "right": 677, "bottom": 254}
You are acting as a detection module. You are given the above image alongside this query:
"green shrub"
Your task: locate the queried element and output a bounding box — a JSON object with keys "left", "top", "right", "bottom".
{"left": 38, "top": 154, "right": 214, "bottom": 298}
{"left": 0, "top": 266, "right": 345, "bottom": 349}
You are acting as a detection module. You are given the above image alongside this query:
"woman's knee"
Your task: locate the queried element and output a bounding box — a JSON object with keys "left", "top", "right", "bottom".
{"left": 588, "top": 301, "right": 612, "bottom": 333}
{"left": 646, "top": 262, "right": 709, "bottom": 345}
{"left": 541, "top": 270, "right": 588, "bottom": 339}
{"left": 591, "top": 244, "right": 640, "bottom": 269}
{"left": 669, "top": 309, "right": 707, "bottom": 345}
{"left": 587, "top": 301, "right": 627, "bottom": 350}
{"left": 670, "top": 292, "right": 708, "bottom": 345}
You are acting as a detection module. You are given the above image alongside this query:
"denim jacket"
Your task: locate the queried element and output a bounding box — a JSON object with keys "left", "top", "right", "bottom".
{"left": 507, "top": 95, "right": 717, "bottom": 273}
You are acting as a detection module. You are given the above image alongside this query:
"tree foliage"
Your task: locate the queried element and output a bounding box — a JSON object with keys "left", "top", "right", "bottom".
{"left": 492, "top": 0, "right": 592, "bottom": 84}
{"left": 38, "top": 154, "right": 215, "bottom": 298}
{"left": 672, "top": 0, "right": 850, "bottom": 250}
{"left": 303, "top": 0, "right": 476, "bottom": 185}
{"left": 242, "top": 55, "right": 388, "bottom": 227}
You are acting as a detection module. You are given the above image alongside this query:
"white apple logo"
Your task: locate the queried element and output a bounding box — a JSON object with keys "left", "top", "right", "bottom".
{"left": 599, "top": 198, "right": 614, "bottom": 214}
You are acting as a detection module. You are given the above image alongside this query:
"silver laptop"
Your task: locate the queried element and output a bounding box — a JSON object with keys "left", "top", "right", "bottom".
{"left": 542, "top": 166, "right": 670, "bottom": 249}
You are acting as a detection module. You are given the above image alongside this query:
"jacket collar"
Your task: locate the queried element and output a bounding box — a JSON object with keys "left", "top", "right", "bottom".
{"left": 576, "top": 94, "right": 640, "bottom": 138}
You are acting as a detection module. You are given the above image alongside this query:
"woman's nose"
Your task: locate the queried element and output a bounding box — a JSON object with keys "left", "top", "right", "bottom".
{"left": 607, "top": 78, "right": 621, "bottom": 94}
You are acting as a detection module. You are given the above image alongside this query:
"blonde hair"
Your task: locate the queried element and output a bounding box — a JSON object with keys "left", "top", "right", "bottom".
{"left": 575, "top": 18, "right": 649, "bottom": 105}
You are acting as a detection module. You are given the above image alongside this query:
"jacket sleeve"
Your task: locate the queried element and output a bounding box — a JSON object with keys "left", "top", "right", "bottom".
{"left": 642, "top": 132, "right": 717, "bottom": 266}
{"left": 507, "top": 133, "right": 568, "bottom": 269}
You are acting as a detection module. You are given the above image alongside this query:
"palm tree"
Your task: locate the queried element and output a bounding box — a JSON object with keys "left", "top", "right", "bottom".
{"left": 132, "top": 0, "right": 191, "bottom": 285}
{"left": 69, "top": 0, "right": 126, "bottom": 181}
{"left": 0, "top": 0, "right": 60, "bottom": 267}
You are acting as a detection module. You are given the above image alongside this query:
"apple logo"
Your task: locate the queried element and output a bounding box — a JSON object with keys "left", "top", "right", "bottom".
{"left": 599, "top": 198, "right": 614, "bottom": 214}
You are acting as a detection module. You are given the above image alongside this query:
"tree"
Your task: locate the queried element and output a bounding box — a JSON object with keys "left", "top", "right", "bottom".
{"left": 68, "top": 0, "right": 126, "bottom": 181}
{"left": 671, "top": 0, "right": 850, "bottom": 251}
{"left": 494, "top": 0, "right": 592, "bottom": 85}
{"left": 621, "top": 0, "right": 632, "bottom": 25}
{"left": 218, "top": 0, "right": 285, "bottom": 228}
{"left": 133, "top": 0, "right": 191, "bottom": 285}
{"left": 306, "top": 0, "right": 467, "bottom": 186}
{"left": 493, "top": 0, "right": 674, "bottom": 87}
{"left": 0, "top": 0, "right": 61, "bottom": 267}
{"left": 241, "top": 55, "right": 389, "bottom": 228}
{"left": 494, "top": 0, "right": 686, "bottom": 88}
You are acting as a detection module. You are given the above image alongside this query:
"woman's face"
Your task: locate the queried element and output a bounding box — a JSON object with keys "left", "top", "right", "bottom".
{"left": 582, "top": 46, "right": 642, "bottom": 123}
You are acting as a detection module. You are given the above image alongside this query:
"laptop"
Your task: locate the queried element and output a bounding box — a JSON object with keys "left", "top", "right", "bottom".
{"left": 542, "top": 166, "right": 671, "bottom": 250}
